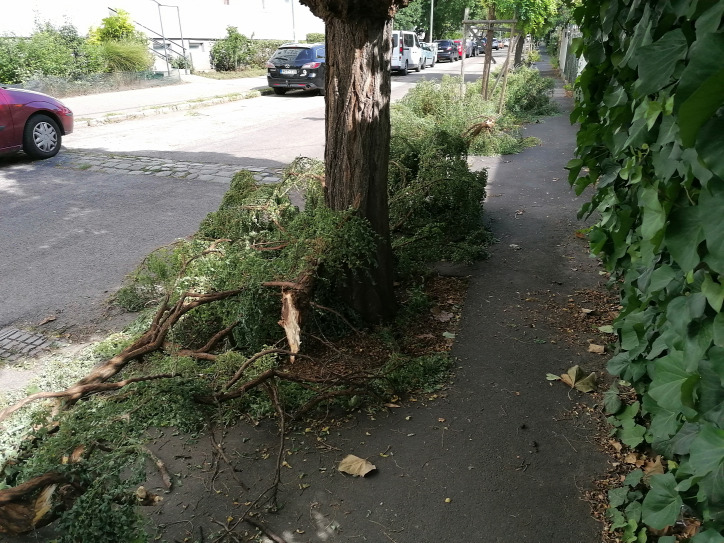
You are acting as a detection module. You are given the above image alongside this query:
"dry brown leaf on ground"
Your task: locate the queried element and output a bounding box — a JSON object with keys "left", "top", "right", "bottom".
{"left": 588, "top": 343, "right": 605, "bottom": 354}
{"left": 559, "top": 365, "right": 598, "bottom": 392}
{"left": 644, "top": 456, "right": 665, "bottom": 482}
{"left": 338, "top": 455, "right": 376, "bottom": 477}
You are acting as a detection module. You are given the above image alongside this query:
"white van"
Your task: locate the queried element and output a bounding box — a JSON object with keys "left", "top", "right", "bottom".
{"left": 391, "top": 30, "right": 423, "bottom": 75}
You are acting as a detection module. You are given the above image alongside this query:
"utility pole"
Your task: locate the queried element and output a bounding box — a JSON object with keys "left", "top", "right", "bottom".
{"left": 291, "top": 0, "right": 297, "bottom": 42}
{"left": 150, "top": 0, "right": 170, "bottom": 76}
{"left": 429, "top": 0, "right": 434, "bottom": 41}
{"left": 171, "top": 5, "right": 187, "bottom": 73}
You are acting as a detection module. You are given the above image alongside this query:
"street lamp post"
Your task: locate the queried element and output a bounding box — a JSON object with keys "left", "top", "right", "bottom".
{"left": 170, "top": 4, "right": 188, "bottom": 73}
{"left": 150, "top": 0, "right": 171, "bottom": 76}
{"left": 290, "top": 0, "right": 297, "bottom": 42}
{"left": 429, "top": 0, "right": 434, "bottom": 42}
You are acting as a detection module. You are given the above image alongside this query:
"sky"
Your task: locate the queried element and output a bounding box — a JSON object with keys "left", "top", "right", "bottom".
{"left": 0, "top": 0, "right": 324, "bottom": 40}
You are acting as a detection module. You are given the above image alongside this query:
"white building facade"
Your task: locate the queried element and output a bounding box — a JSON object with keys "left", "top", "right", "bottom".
{"left": 1, "top": 0, "right": 325, "bottom": 71}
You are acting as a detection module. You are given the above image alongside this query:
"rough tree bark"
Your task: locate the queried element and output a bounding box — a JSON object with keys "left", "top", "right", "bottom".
{"left": 299, "top": 0, "right": 409, "bottom": 323}
{"left": 481, "top": 4, "right": 496, "bottom": 99}
{"left": 514, "top": 30, "right": 525, "bottom": 66}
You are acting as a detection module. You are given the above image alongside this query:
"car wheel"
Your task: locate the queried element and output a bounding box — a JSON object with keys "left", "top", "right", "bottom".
{"left": 273, "top": 88, "right": 287, "bottom": 95}
{"left": 400, "top": 61, "right": 408, "bottom": 76}
{"left": 318, "top": 88, "right": 325, "bottom": 96}
{"left": 23, "top": 114, "right": 61, "bottom": 159}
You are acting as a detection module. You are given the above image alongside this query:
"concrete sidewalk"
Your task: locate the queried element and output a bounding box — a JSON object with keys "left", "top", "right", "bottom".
{"left": 62, "top": 73, "right": 269, "bottom": 125}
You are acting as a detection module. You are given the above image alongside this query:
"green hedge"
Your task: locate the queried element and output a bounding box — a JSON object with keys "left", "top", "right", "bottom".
{"left": 569, "top": 0, "right": 724, "bottom": 540}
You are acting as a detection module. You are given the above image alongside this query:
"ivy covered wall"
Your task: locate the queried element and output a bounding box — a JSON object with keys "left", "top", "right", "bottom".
{"left": 568, "top": 0, "right": 724, "bottom": 540}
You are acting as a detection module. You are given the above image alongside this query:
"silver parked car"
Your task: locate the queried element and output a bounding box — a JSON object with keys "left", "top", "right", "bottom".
{"left": 420, "top": 42, "right": 437, "bottom": 67}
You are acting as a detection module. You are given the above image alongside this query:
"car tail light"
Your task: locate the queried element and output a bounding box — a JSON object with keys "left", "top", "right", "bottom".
{"left": 265, "top": 61, "right": 275, "bottom": 68}
{"left": 302, "top": 61, "right": 322, "bottom": 69}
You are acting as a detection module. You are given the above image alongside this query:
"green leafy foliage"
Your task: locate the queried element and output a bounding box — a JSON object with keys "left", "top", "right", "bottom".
{"left": 210, "top": 26, "right": 255, "bottom": 71}
{"left": 305, "top": 32, "right": 325, "bottom": 43}
{"left": 570, "top": 0, "right": 724, "bottom": 536}
{"left": 503, "top": 65, "right": 557, "bottom": 120}
{"left": 1, "top": 374, "right": 210, "bottom": 543}
{"left": 375, "top": 352, "right": 453, "bottom": 395}
{"left": 394, "top": 0, "right": 484, "bottom": 39}
{"left": 99, "top": 40, "right": 153, "bottom": 73}
{"left": 89, "top": 9, "right": 147, "bottom": 45}
{"left": 0, "top": 22, "right": 105, "bottom": 84}
{"left": 389, "top": 91, "right": 490, "bottom": 274}
{"left": 388, "top": 71, "right": 557, "bottom": 276}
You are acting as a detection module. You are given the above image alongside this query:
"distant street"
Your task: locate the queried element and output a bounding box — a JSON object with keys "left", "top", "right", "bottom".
{"left": 65, "top": 53, "right": 500, "bottom": 167}
{"left": 0, "top": 51, "right": 506, "bottom": 333}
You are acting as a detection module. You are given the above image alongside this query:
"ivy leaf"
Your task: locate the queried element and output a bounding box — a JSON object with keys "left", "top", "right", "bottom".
{"left": 640, "top": 186, "right": 666, "bottom": 243}
{"left": 713, "top": 314, "right": 724, "bottom": 347}
{"left": 697, "top": 358, "right": 724, "bottom": 426}
{"left": 688, "top": 424, "right": 724, "bottom": 478}
{"left": 623, "top": 469, "right": 644, "bottom": 488}
{"left": 645, "top": 99, "right": 663, "bottom": 130}
{"left": 669, "top": 422, "right": 701, "bottom": 456}
{"left": 695, "top": 2, "right": 724, "bottom": 33}
{"left": 619, "top": 418, "right": 646, "bottom": 448}
{"left": 609, "top": 486, "right": 629, "bottom": 508}
{"left": 606, "top": 506, "right": 627, "bottom": 530}
{"left": 641, "top": 473, "right": 683, "bottom": 529}
{"left": 648, "top": 264, "right": 678, "bottom": 292}
{"left": 648, "top": 351, "right": 699, "bottom": 413}
{"left": 665, "top": 205, "right": 704, "bottom": 273}
{"left": 633, "top": 29, "right": 688, "bottom": 97}
{"left": 692, "top": 528, "right": 724, "bottom": 543}
{"left": 622, "top": 4, "right": 652, "bottom": 68}
{"left": 699, "top": 179, "right": 724, "bottom": 274}
{"left": 679, "top": 68, "right": 724, "bottom": 148}
{"left": 604, "top": 383, "right": 623, "bottom": 414}
{"left": 676, "top": 32, "right": 724, "bottom": 106}
{"left": 701, "top": 275, "right": 724, "bottom": 313}
{"left": 618, "top": 401, "right": 640, "bottom": 421}
{"left": 696, "top": 116, "right": 724, "bottom": 183}
{"left": 624, "top": 498, "right": 642, "bottom": 523}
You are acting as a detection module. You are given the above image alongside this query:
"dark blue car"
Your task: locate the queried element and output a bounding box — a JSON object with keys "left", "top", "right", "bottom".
{"left": 266, "top": 43, "right": 326, "bottom": 96}
{"left": 434, "top": 39, "right": 459, "bottom": 62}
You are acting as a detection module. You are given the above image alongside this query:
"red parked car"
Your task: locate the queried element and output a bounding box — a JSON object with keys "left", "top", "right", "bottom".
{"left": 0, "top": 86, "right": 73, "bottom": 159}
{"left": 452, "top": 39, "right": 465, "bottom": 58}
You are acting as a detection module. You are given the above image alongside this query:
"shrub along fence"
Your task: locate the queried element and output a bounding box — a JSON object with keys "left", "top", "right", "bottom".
{"left": 15, "top": 70, "right": 181, "bottom": 98}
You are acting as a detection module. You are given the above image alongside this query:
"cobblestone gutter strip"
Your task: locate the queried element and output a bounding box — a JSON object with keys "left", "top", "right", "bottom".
{"left": 55, "top": 151, "right": 284, "bottom": 184}
{"left": 0, "top": 328, "right": 62, "bottom": 363}
{"left": 75, "top": 88, "right": 273, "bottom": 127}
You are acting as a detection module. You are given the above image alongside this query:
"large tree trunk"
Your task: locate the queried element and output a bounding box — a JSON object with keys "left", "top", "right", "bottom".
{"left": 300, "top": 0, "right": 408, "bottom": 323}
{"left": 481, "top": 4, "right": 496, "bottom": 99}
{"left": 514, "top": 31, "right": 525, "bottom": 66}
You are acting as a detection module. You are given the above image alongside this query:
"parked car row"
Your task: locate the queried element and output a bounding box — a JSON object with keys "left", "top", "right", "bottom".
{"left": 263, "top": 33, "right": 507, "bottom": 96}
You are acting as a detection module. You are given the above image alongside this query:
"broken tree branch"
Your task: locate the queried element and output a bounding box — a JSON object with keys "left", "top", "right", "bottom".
{"left": 0, "top": 374, "right": 178, "bottom": 423}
